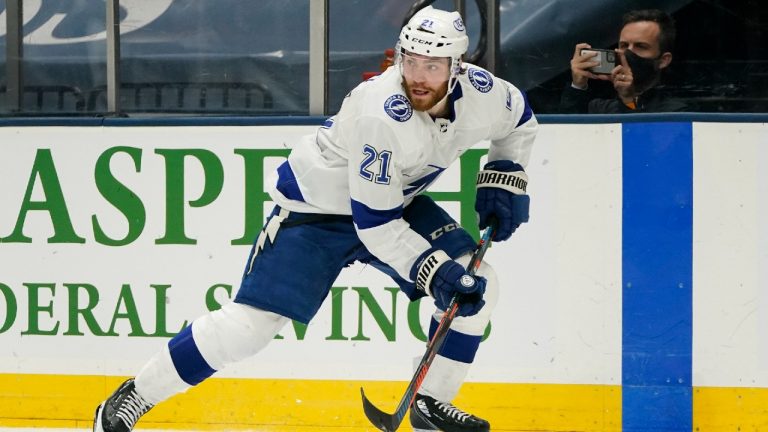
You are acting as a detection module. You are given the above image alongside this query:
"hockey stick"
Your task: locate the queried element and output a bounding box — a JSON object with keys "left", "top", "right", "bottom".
{"left": 360, "top": 222, "right": 497, "bottom": 432}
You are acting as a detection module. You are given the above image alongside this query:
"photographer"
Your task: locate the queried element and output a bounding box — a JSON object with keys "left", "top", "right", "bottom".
{"left": 559, "top": 9, "right": 687, "bottom": 113}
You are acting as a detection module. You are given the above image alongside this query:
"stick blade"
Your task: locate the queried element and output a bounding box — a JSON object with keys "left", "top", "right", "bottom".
{"left": 360, "top": 387, "right": 400, "bottom": 432}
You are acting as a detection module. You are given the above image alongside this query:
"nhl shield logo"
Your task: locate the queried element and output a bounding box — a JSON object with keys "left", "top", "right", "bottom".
{"left": 468, "top": 68, "right": 493, "bottom": 93}
{"left": 384, "top": 94, "right": 413, "bottom": 122}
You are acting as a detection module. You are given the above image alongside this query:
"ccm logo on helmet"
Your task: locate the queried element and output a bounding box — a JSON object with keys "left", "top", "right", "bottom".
{"left": 411, "top": 38, "right": 434, "bottom": 46}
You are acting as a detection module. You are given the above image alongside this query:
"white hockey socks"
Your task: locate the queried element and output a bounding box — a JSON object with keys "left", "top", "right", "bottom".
{"left": 418, "top": 256, "right": 499, "bottom": 402}
{"left": 134, "top": 302, "right": 289, "bottom": 405}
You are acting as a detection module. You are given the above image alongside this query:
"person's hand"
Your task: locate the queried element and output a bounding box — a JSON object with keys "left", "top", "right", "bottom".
{"left": 611, "top": 50, "right": 638, "bottom": 103}
{"left": 410, "top": 249, "right": 487, "bottom": 317}
{"left": 570, "top": 43, "right": 612, "bottom": 89}
{"left": 428, "top": 259, "right": 486, "bottom": 317}
{"left": 475, "top": 160, "right": 530, "bottom": 241}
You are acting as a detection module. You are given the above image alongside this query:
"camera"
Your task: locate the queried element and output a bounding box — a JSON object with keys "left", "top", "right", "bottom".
{"left": 580, "top": 48, "right": 616, "bottom": 74}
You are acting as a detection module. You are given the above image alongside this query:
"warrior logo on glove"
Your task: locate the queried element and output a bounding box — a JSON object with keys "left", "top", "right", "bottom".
{"left": 476, "top": 171, "right": 528, "bottom": 194}
{"left": 475, "top": 160, "right": 531, "bottom": 242}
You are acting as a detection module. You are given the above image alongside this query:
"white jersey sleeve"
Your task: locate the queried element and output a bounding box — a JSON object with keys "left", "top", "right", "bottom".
{"left": 345, "top": 114, "right": 432, "bottom": 281}
{"left": 486, "top": 77, "right": 538, "bottom": 168}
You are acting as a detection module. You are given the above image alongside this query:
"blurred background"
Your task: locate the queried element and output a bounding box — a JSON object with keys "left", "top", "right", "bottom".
{"left": 1, "top": 0, "right": 766, "bottom": 116}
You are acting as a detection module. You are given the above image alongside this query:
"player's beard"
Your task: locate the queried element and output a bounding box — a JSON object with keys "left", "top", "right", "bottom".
{"left": 402, "top": 79, "right": 449, "bottom": 112}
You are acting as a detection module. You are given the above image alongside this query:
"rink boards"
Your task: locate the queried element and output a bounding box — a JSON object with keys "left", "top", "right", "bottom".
{"left": 0, "top": 117, "right": 766, "bottom": 431}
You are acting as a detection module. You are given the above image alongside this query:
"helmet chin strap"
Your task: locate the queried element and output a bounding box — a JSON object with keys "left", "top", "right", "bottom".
{"left": 448, "top": 57, "right": 462, "bottom": 93}
{"left": 427, "top": 91, "right": 451, "bottom": 117}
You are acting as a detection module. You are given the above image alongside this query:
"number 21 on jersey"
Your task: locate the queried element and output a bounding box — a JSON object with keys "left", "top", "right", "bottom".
{"left": 359, "top": 144, "right": 392, "bottom": 184}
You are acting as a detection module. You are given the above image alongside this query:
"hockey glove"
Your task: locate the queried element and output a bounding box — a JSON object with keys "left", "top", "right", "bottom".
{"left": 410, "top": 249, "right": 487, "bottom": 317}
{"left": 475, "top": 160, "right": 530, "bottom": 241}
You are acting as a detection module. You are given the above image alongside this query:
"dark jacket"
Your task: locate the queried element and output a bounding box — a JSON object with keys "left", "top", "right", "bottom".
{"left": 559, "top": 84, "right": 688, "bottom": 113}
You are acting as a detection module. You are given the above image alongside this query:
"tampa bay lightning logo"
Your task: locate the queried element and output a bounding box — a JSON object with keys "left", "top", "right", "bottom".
{"left": 384, "top": 94, "right": 413, "bottom": 122}
{"left": 453, "top": 18, "right": 465, "bottom": 31}
{"left": 468, "top": 68, "right": 493, "bottom": 93}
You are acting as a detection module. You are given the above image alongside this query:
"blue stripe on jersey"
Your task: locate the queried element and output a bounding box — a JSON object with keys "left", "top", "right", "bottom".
{"left": 167, "top": 324, "right": 216, "bottom": 386}
{"left": 351, "top": 199, "right": 403, "bottom": 229}
{"left": 275, "top": 160, "right": 305, "bottom": 202}
{"left": 430, "top": 317, "right": 482, "bottom": 363}
{"left": 516, "top": 90, "right": 534, "bottom": 127}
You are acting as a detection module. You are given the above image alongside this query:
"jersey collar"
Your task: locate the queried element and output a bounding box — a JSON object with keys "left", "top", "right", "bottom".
{"left": 429, "top": 81, "right": 463, "bottom": 122}
{"left": 446, "top": 81, "right": 463, "bottom": 122}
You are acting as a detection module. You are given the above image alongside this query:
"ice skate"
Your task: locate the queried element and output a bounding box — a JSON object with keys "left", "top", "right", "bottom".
{"left": 409, "top": 393, "right": 490, "bottom": 432}
{"left": 93, "top": 378, "right": 153, "bottom": 432}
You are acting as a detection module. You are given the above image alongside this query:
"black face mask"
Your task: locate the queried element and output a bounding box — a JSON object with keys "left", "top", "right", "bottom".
{"left": 624, "top": 49, "right": 661, "bottom": 91}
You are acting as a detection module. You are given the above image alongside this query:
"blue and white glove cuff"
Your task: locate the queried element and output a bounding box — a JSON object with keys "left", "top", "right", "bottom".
{"left": 476, "top": 169, "right": 529, "bottom": 195}
{"left": 413, "top": 249, "right": 451, "bottom": 297}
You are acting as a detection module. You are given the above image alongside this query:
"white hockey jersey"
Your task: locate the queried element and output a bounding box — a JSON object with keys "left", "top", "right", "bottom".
{"left": 269, "top": 63, "right": 537, "bottom": 283}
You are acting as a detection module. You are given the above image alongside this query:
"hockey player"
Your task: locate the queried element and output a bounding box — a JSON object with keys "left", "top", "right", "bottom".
{"left": 93, "top": 6, "right": 536, "bottom": 432}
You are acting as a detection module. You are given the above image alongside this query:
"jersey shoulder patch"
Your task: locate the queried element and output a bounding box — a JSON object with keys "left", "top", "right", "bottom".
{"left": 467, "top": 67, "right": 494, "bottom": 93}
{"left": 384, "top": 94, "right": 413, "bottom": 122}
